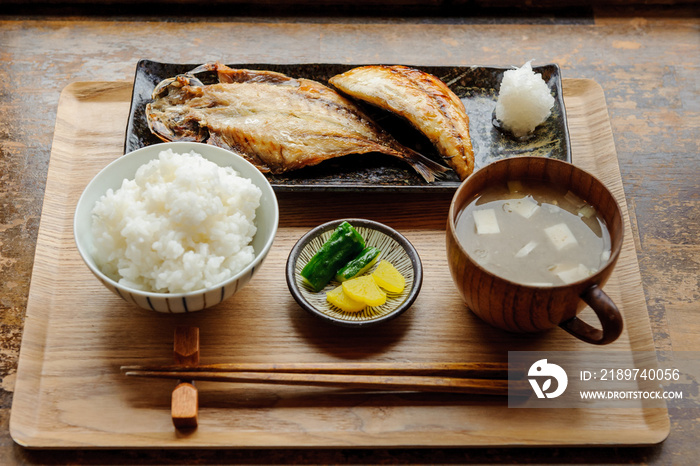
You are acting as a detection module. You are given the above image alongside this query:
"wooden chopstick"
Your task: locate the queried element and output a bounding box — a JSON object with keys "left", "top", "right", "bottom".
{"left": 122, "top": 362, "right": 522, "bottom": 396}
{"left": 121, "top": 361, "right": 512, "bottom": 379}
{"left": 123, "top": 369, "right": 511, "bottom": 396}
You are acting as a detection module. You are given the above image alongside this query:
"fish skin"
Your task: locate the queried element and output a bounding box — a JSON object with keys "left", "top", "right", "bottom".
{"left": 145, "top": 63, "right": 448, "bottom": 182}
{"left": 329, "top": 65, "right": 475, "bottom": 180}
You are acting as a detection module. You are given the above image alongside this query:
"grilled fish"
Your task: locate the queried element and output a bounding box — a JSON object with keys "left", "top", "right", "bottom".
{"left": 146, "top": 63, "right": 448, "bottom": 182}
{"left": 329, "top": 65, "right": 475, "bottom": 180}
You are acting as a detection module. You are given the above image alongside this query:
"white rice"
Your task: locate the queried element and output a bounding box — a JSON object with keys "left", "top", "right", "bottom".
{"left": 495, "top": 61, "right": 555, "bottom": 138}
{"left": 91, "top": 149, "right": 262, "bottom": 293}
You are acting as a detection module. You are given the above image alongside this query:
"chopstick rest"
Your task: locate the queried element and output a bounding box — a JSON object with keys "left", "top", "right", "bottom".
{"left": 171, "top": 326, "right": 199, "bottom": 429}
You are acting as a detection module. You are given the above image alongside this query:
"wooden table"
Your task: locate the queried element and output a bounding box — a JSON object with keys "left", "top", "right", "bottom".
{"left": 1, "top": 3, "right": 698, "bottom": 464}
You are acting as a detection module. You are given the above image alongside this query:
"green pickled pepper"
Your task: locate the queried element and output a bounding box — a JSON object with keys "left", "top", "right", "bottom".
{"left": 300, "top": 221, "right": 365, "bottom": 291}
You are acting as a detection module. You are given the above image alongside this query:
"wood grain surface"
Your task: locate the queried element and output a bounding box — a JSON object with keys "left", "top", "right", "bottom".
{"left": 1, "top": 5, "right": 698, "bottom": 464}
{"left": 8, "top": 78, "right": 668, "bottom": 449}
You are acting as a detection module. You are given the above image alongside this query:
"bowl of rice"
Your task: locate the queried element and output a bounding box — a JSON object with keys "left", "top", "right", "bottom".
{"left": 74, "top": 141, "right": 279, "bottom": 313}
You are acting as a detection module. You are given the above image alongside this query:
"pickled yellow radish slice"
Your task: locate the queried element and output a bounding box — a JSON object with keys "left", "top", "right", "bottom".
{"left": 372, "top": 260, "right": 405, "bottom": 293}
{"left": 326, "top": 285, "right": 366, "bottom": 313}
{"left": 342, "top": 275, "right": 386, "bottom": 307}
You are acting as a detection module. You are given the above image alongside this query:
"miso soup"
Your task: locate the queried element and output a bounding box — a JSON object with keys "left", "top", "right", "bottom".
{"left": 455, "top": 180, "right": 612, "bottom": 287}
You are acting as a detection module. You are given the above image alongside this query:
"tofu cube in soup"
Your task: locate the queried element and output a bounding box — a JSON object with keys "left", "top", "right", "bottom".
{"left": 551, "top": 263, "right": 594, "bottom": 284}
{"left": 544, "top": 223, "right": 579, "bottom": 250}
{"left": 503, "top": 197, "right": 539, "bottom": 219}
{"left": 473, "top": 209, "right": 500, "bottom": 234}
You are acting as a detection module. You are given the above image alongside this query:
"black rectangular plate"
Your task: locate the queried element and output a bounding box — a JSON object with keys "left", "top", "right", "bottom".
{"left": 125, "top": 60, "right": 570, "bottom": 193}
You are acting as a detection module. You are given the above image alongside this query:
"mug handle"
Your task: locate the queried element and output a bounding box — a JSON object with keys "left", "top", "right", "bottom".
{"left": 559, "top": 285, "right": 623, "bottom": 345}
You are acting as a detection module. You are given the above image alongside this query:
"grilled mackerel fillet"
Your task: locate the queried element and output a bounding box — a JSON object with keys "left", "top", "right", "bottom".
{"left": 329, "top": 65, "right": 474, "bottom": 180}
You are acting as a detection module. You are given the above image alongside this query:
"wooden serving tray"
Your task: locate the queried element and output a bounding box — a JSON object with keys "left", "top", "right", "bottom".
{"left": 10, "top": 79, "right": 669, "bottom": 448}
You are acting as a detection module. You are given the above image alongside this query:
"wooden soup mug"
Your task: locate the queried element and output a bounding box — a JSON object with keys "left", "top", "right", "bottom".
{"left": 446, "top": 157, "right": 624, "bottom": 345}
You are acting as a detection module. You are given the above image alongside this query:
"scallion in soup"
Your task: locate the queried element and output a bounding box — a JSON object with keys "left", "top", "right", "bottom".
{"left": 455, "top": 180, "right": 612, "bottom": 287}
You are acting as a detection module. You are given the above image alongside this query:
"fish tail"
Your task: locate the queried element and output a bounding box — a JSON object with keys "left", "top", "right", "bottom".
{"left": 400, "top": 147, "right": 450, "bottom": 183}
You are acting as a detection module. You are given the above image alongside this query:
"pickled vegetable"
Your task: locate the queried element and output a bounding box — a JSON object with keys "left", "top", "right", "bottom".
{"left": 342, "top": 275, "right": 387, "bottom": 307}
{"left": 372, "top": 260, "right": 405, "bottom": 293}
{"left": 335, "top": 246, "right": 381, "bottom": 282}
{"left": 326, "top": 285, "right": 366, "bottom": 313}
{"left": 300, "top": 221, "right": 365, "bottom": 291}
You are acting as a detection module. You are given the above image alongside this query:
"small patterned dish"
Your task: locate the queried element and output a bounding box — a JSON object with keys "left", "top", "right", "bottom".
{"left": 286, "top": 219, "right": 423, "bottom": 327}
